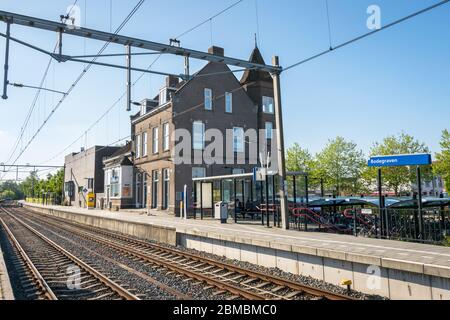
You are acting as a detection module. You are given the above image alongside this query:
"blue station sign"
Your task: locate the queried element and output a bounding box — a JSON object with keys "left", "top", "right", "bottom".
{"left": 368, "top": 154, "right": 432, "bottom": 167}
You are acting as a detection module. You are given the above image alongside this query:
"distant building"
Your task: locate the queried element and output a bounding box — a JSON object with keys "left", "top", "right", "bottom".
{"left": 64, "top": 146, "right": 121, "bottom": 208}
{"left": 103, "top": 142, "right": 135, "bottom": 210}
{"left": 131, "top": 45, "right": 275, "bottom": 213}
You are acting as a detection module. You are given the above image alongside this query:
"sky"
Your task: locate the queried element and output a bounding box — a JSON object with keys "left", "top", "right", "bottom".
{"left": 0, "top": 0, "right": 449, "bottom": 180}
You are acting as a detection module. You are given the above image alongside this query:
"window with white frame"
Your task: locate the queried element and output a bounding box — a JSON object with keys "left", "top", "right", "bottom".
{"left": 159, "top": 88, "right": 168, "bottom": 106}
{"left": 163, "top": 123, "right": 170, "bottom": 151}
{"left": 142, "top": 132, "right": 148, "bottom": 157}
{"left": 140, "top": 104, "right": 146, "bottom": 116}
{"left": 262, "top": 96, "right": 274, "bottom": 114}
{"left": 233, "top": 127, "right": 244, "bottom": 153}
{"left": 193, "top": 121, "right": 205, "bottom": 150}
{"left": 225, "top": 92, "right": 232, "bottom": 113}
{"left": 204, "top": 88, "right": 212, "bottom": 110}
{"left": 152, "top": 127, "right": 159, "bottom": 154}
{"left": 265, "top": 122, "right": 273, "bottom": 140}
{"left": 135, "top": 134, "right": 141, "bottom": 158}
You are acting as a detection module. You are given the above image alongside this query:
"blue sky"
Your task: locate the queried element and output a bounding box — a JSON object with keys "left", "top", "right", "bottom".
{"left": 0, "top": 0, "right": 449, "bottom": 180}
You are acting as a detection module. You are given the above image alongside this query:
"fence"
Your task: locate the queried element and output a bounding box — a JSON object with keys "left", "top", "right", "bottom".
{"left": 289, "top": 206, "right": 450, "bottom": 246}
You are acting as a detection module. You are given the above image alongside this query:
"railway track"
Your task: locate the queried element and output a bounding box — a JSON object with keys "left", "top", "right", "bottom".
{"left": 6, "top": 207, "right": 355, "bottom": 301}
{"left": 0, "top": 207, "right": 139, "bottom": 300}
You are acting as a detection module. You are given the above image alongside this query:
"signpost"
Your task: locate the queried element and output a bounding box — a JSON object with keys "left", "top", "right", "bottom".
{"left": 368, "top": 154, "right": 432, "bottom": 239}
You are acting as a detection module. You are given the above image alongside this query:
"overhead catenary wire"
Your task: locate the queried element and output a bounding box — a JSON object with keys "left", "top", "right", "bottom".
{"left": 284, "top": 0, "right": 450, "bottom": 72}
{"left": 1, "top": 0, "right": 146, "bottom": 179}
{"left": 1, "top": 42, "right": 58, "bottom": 176}
{"left": 174, "top": 0, "right": 245, "bottom": 40}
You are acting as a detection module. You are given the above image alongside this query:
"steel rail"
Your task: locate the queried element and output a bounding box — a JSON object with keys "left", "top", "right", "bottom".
{"left": 2, "top": 207, "right": 140, "bottom": 300}
{"left": 21, "top": 208, "right": 354, "bottom": 300}
{"left": 0, "top": 214, "right": 57, "bottom": 300}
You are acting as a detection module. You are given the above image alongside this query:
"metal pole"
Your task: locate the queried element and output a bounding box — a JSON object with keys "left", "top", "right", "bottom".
{"left": 193, "top": 181, "right": 197, "bottom": 220}
{"left": 272, "top": 175, "right": 276, "bottom": 226}
{"left": 377, "top": 168, "right": 383, "bottom": 238}
{"left": 272, "top": 56, "right": 289, "bottom": 230}
{"left": 305, "top": 174, "right": 309, "bottom": 207}
{"left": 320, "top": 178, "right": 324, "bottom": 197}
{"left": 2, "top": 21, "right": 11, "bottom": 100}
{"left": 260, "top": 181, "right": 264, "bottom": 226}
{"left": 200, "top": 182, "right": 203, "bottom": 220}
{"left": 234, "top": 179, "right": 237, "bottom": 223}
{"left": 293, "top": 175, "right": 297, "bottom": 207}
{"left": 184, "top": 55, "right": 190, "bottom": 78}
{"left": 417, "top": 166, "right": 424, "bottom": 238}
{"left": 126, "top": 45, "right": 131, "bottom": 112}
{"left": 58, "top": 29, "right": 63, "bottom": 59}
{"left": 265, "top": 174, "right": 269, "bottom": 228}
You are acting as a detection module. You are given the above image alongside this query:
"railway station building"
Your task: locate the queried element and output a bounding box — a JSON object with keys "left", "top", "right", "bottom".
{"left": 131, "top": 45, "right": 276, "bottom": 213}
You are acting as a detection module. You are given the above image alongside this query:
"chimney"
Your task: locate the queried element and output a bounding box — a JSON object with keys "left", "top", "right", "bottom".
{"left": 208, "top": 46, "right": 224, "bottom": 57}
{"left": 166, "top": 75, "right": 179, "bottom": 88}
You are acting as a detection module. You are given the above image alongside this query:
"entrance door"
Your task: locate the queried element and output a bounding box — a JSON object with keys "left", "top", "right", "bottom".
{"left": 152, "top": 170, "right": 159, "bottom": 209}
{"left": 162, "top": 169, "right": 169, "bottom": 210}
{"left": 143, "top": 173, "right": 148, "bottom": 209}
{"left": 136, "top": 173, "right": 142, "bottom": 208}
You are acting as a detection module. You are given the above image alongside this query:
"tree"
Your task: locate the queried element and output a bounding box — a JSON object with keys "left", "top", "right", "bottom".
{"left": 315, "top": 137, "right": 366, "bottom": 196}
{"left": 367, "top": 133, "right": 431, "bottom": 196}
{"left": 434, "top": 130, "right": 450, "bottom": 191}
{"left": 286, "top": 143, "right": 314, "bottom": 173}
{"left": 0, "top": 181, "right": 24, "bottom": 200}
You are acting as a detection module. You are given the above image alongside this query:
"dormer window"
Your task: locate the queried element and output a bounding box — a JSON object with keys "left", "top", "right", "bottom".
{"left": 140, "top": 104, "right": 146, "bottom": 116}
{"left": 159, "top": 88, "right": 168, "bottom": 106}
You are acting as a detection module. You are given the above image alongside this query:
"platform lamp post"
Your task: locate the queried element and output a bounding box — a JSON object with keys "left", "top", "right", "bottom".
{"left": 272, "top": 56, "right": 289, "bottom": 230}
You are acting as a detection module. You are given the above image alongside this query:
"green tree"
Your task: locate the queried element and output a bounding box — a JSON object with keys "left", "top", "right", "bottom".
{"left": 434, "top": 130, "right": 450, "bottom": 191}
{"left": 286, "top": 143, "right": 314, "bottom": 173}
{"left": 367, "top": 133, "right": 431, "bottom": 196}
{"left": 315, "top": 137, "right": 366, "bottom": 196}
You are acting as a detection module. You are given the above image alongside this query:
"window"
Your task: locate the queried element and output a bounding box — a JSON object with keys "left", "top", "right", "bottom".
{"left": 193, "top": 121, "right": 205, "bottom": 150}
{"left": 265, "top": 122, "right": 273, "bottom": 140}
{"left": 159, "top": 88, "right": 167, "bottom": 106}
{"left": 262, "top": 96, "right": 274, "bottom": 114}
{"left": 233, "top": 127, "right": 244, "bottom": 153}
{"left": 152, "top": 127, "right": 159, "bottom": 154}
{"left": 110, "top": 169, "right": 120, "bottom": 198}
{"left": 163, "top": 123, "right": 170, "bottom": 151}
{"left": 142, "top": 132, "right": 148, "bottom": 157}
{"left": 225, "top": 92, "right": 232, "bottom": 113}
{"left": 204, "top": 88, "right": 212, "bottom": 110}
{"left": 87, "top": 178, "right": 94, "bottom": 190}
{"left": 232, "top": 169, "right": 245, "bottom": 175}
{"left": 140, "top": 104, "right": 146, "bottom": 116}
{"left": 192, "top": 167, "right": 206, "bottom": 179}
{"left": 135, "top": 134, "right": 141, "bottom": 158}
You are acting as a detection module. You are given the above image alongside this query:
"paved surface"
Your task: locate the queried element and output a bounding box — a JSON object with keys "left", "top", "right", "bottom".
{"left": 25, "top": 203, "right": 450, "bottom": 278}
{"left": 0, "top": 243, "right": 14, "bottom": 300}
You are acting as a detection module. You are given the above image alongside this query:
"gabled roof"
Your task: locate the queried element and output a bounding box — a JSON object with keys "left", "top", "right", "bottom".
{"left": 240, "top": 46, "right": 272, "bottom": 84}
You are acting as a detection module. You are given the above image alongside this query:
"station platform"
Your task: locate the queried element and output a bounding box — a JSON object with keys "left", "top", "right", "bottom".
{"left": 0, "top": 240, "right": 14, "bottom": 300}
{"left": 23, "top": 203, "right": 450, "bottom": 300}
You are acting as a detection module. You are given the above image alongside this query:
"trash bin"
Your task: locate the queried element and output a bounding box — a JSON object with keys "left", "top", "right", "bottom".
{"left": 215, "top": 202, "right": 228, "bottom": 223}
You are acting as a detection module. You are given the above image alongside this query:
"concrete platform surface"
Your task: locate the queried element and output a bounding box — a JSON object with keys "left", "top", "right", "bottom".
{"left": 0, "top": 242, "right": 14, "bottom": 300}
{"left": 23, "top": 203, "right": 450, "bottom": 279}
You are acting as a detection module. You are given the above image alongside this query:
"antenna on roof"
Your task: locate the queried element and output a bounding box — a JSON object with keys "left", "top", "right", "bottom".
{"left": 254, "top": 33, "right": 258, "bottom": 48}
